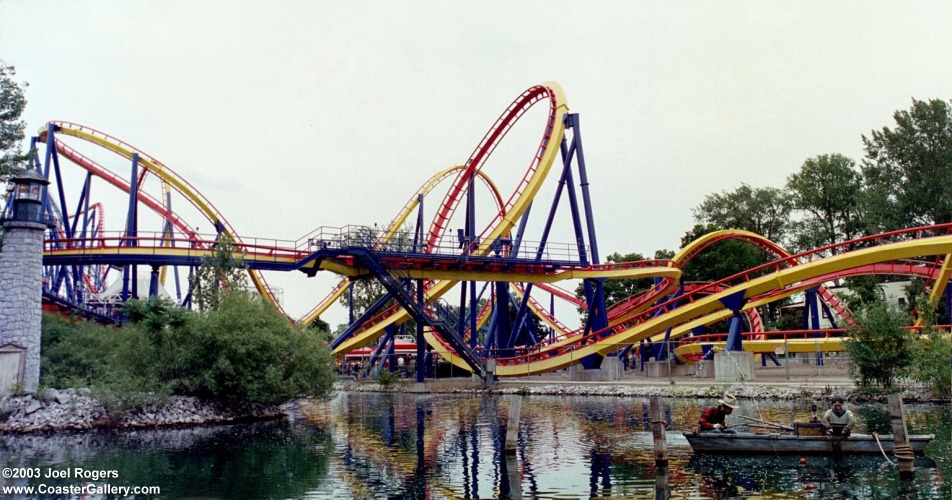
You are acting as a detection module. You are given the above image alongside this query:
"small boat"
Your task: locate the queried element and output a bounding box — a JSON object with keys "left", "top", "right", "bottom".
{"left": 683, "top": 431, "right": 935, "bottom": 455}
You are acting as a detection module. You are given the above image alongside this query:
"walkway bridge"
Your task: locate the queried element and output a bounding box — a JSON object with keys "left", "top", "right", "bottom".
{"left": 11, "top": 82, "right": 952, "bottom": 380}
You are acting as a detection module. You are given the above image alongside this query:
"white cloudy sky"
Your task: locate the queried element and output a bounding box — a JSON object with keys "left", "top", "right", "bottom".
{"left": 2, "top": 1, "right": 951, "bottom": 325}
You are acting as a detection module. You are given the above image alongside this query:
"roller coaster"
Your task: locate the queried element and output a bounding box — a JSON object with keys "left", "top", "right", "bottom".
{"left": 10, "top": 82, "right": 952, "bottom": 380}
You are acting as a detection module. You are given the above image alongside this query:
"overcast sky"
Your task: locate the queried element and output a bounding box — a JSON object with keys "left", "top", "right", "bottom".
{"left": 3, "top": 1, "right": 951, "bottom": 325}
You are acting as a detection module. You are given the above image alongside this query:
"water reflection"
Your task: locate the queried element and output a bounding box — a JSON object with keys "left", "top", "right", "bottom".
{"left": 302, "top": 393, "right": 949, "bottom": 499}
{"left": 687, "top": 453, "right": 939, "bottom": 498}
{"left": 0, "top": 394, "right": 947, "bottom": 499}
{"left": 0, "top": 420, "right": 331, "bottom": 498}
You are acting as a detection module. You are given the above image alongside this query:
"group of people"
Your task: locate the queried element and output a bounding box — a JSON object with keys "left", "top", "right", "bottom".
{"left": 699, "top": 394, "right": 856, "bottom": 436}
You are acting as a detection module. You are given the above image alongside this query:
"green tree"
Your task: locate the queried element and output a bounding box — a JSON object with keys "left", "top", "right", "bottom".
{"left": 860, "top": 98, "right": 952, "bottom": 231}
{"left": 0, "top": 63, "right": 28, "bottom": 182}
{"left": 181, "top": 292, "right": 335, "bottom": 406}
{"left": 574, "top": 250, "right": 674, "bottom": 321}
{"left": 338, "top": 279, "right": 388, "bottom": 320}
{"left": 307, "top": 316, "right": 333, "bottom": 341}
{"left": 189, "top": 234, "right": 249, "bottom": 311}
{"left": 337, "top": 225, "right": 400, "bottom": 318}
{"left": 123, "top": 296, "right": 190, "bottom": 341}
{"left": 845, "top": 301, "right": 915, "bottom": 391}
{"left": 335, "top": 225, "right": 424, "bottom": 334}
{"left": 910, "top": 295, "right": 952, "bottom": 399}
{"left": 122, "top": 293, "right": 336, "bottom": 406}
{"left": 41, "top": 312, "right": 127, "bottom": 389}
{"left": 654, "top": 249, "right": 675, "bottom": 260}
{"left": 786, "top": 154, "right": 864, "bottom": 253}
{"left": 692, "top": 183, "right": 792, "bottom": 244}
{"left": 596, "top": 252, "right": 656, "bottom": 306}
{"left": 679, "top": 224, "right": 769, "bottom": 283}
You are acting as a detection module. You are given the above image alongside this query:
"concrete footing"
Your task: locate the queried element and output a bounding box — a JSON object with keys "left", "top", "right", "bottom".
{"left": 693, "top": 360, "right": 715, "bottom": 378}
{"left": 643, "top": 361, "right": 696, "bottom": 378}
{"left": 714, "top": 351, "right": 756, "bottom": 382}
{"left": 568, "top": 356, "right": 624, "bottom": 381}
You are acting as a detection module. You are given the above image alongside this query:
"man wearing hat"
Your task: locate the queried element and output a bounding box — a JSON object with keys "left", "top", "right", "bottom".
{"left": 821, "top": 396, "right": 855, "bottom": 436}
{"left": 699, "top": 395, "right": 737, "bottom": 433}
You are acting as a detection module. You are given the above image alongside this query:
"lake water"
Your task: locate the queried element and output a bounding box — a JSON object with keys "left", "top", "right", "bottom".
{"left": 0, "top": 392, "right": 948, "bottom": 499}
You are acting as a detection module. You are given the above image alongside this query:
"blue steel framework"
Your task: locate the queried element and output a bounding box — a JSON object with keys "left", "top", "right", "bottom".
{"left": 16, "top": 112, "right": 892, "bottom": 380}
{"left": 27, "top": 114, "right": 620, "bottom": 380}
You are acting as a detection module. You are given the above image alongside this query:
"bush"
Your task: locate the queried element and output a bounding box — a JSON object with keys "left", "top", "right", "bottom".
{"left": 913, "top": 329, "right": 951, "bottom": 398}
{"left": 845, "top": 301, "right": 914, "bottom": 390}
{"left": 376, "top": 370, "right": 399, "bottom": 387}
{"left": 123, "top": 293, "right": 335, "bottom": 407}
{"left": 40, "top": 312, "right": 152, "bottom": 391}
{"left": 42, "top": 293, "right": 337, "bottom": 408}
{"left": 910, "top": 296, "right": 952, "bottom": 399}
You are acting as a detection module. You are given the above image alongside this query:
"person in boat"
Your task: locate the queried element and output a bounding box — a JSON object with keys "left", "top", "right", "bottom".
{"left": 699, "top": 395, "right": 737, "bottom": 433}
{"left": 821, "top": 396, "right": 855, "bottom": 436}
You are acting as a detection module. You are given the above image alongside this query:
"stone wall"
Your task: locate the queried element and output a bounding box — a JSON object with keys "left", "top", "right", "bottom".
{"left": 0, "top": 221, "right": 47, "bottom": 393}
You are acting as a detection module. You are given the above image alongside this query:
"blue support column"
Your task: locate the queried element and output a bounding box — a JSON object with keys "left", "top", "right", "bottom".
{"left": 946, "top": 283, "right": 951, "bottom": 325}
{"left": 458, "top": 278, "right": 468, "bottom": 339}
{"left": 803, "top": 287, "right": 823, "bottom": 365}
{"left": 149, "top": 265, "right": 160, "bottom": 298}
{"left": 559, "top": 114, "right": 607, "bottom": 369}
{"left": 820, "top": 300, "right": 839, "bottom": 330}
{"left": 330, "top": 292, "right": 394, "bottom": 350}
{"left": 803, "top": 287, "right": 821, "bottom": 330}
{"left": 363, "top": 326, "right": 395, "bottom": 377}
{"left": 725, "top": 312, "right": 745, "bottom": 351}
{"left": 719, "top": 289, "right": 748, "bottom": 352}
{"left": 463, "top": 175, "right": 479, "bottom": 349}
{"left": 494, "top": 281, "right": 513, "bottom": 357}
{"left": 469, "top": 279, "right": 478, "bottom": 348}
{"left": 384, "top": 337, "right": 396, "bottom": 373}
{"left": 348, "top": 282, "right": 355, "bottom": 324}
{"left": 413, "top": 194, "right": 425, "bottom": 252}
{"left": 42, "top": 129, "right": 77, "bottom": 302}
{"left": 124, "top": 153, "right": 140, "bottom": 301}
{"left": 484, "top": 287, "right": 498, "bottom": 351}
{"left": 416, "top": 279, "right": 426, "bottom": 383}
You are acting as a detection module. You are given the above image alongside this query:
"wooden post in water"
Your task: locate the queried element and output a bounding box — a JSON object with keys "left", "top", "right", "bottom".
{"left": 654, "top": 465, "right": 670, "bottom": 500}
{"left": 505, "top": 395, "right": 522, "bottom": 455}
{"left": 887, "top": 393, "right": 916, "bottom": 480}
{"left": 505, "top": 454, "right": 523, "bottom": 499}
{"left": 649, "top": 395, "right": 668, "bottom": 466}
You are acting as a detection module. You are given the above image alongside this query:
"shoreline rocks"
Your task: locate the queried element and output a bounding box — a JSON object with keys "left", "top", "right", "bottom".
{"left": 0, "top": 389, "right": 284, "bottom": 434}
{"left": 340, "top": 380, "right": 947, "bottom": 404}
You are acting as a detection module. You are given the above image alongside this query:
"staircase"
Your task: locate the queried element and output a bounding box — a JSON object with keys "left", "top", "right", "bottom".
{"left": 346, "top": 232, "right": 486, "bottom": 378}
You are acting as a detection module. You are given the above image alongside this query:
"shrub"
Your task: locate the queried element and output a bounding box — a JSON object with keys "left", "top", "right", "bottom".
{"left": 845, "top": 301, "right": 914, "bottom": 390}
{"left": 376, "top": 370, "right": 399, "bottom": 387}
{"left": 913, "top": 329, "right": 951, "bottom": 398}
{"left": 41, "top": 312, "right": 137, "bottom": 390}
{"left": 123, "top": 293, "right": 335, "bottom": 407}
{"left": 910, "top": 296, "right": 952, "bottom": 399}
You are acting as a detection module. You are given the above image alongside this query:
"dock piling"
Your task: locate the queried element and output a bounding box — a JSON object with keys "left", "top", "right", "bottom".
{"left": 505, "top": 395, "right": 522, "bottom": 455}
{"left": 649, "top": 395, "right": 668, "bottom": 466}
{"left": 887, "top": 393, "right": 916, "bottom": 480}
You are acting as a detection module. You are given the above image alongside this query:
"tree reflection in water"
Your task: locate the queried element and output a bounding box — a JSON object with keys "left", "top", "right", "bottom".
{"left": 2, "top": 394, "right": 947, "bottom": 498}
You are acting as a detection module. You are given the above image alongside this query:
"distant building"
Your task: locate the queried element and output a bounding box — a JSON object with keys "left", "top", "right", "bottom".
{"left": 780, "top": 280, "right": 912, "bottom": 329}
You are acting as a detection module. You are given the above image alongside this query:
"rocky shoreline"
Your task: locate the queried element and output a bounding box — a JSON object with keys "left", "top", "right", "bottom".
{"left": 1, "top": 383, "right": 944, "bottom": 434}
{"left": 0, "top": 388, "right": 284, "bottom": 434}
{"left": 342, "top": 379, "right": 947, "bottom": 404}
